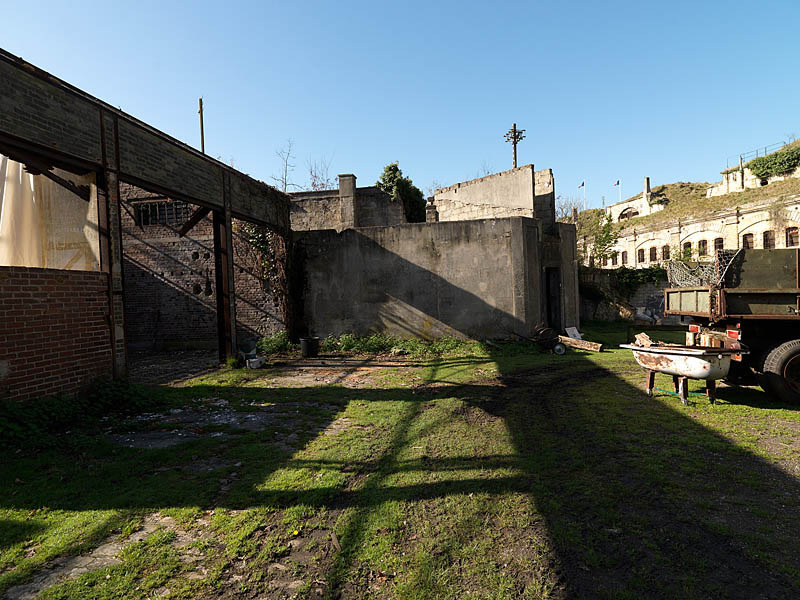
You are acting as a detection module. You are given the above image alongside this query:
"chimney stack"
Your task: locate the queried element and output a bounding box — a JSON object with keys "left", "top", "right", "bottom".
{"left": 338, "top": 174, "right": 357, "bottom": 231}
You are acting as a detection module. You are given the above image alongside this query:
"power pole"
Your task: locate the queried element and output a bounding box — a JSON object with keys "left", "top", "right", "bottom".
{"left": 504, "top": 122, "right": 526, "bottom": 169}
{"left": 198, "top": 97, "right": 205, "bottom": 153}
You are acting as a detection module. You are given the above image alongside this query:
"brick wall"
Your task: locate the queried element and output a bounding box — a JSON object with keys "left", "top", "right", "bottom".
{"left": 0, "top": 267, "right": 113, "bottom": 401}
{"left": 121, "top": 184, "right": 285, "bottom": 351}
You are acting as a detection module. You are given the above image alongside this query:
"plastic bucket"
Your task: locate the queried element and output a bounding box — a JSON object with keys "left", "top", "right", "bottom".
{"left": 300, "top": 337, "right": 320, "bottom": 358}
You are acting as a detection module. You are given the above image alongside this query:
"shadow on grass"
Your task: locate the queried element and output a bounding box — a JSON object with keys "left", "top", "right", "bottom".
{"left": 2, "top": 351, "right": 800, "bottom": 598}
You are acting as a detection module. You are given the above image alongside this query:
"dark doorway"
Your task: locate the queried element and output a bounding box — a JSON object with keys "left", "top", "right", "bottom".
{"left": 545, "top": 267, "right": 562, "bottom": 331}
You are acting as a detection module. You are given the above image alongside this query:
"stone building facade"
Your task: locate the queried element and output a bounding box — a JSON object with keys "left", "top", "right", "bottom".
{"left": 706, "top": 161, "right": 800, "bottom": 198}
{"left": 597, "top": 193, "right": 800, "bottom": 269}
{"left": 605, "top": 177, "right": 666, "bottom": 223}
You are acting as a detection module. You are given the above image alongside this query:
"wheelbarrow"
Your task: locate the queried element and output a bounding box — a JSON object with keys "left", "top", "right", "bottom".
{"left": 512, "top": 326, "right": 567, "bottom": 355}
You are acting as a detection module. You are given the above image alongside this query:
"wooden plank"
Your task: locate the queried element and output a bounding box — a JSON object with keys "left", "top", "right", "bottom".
{"left": 558, "top": 336, "right": 603, "bottom": 352}
{"left": 178, "top": 206, "right": 210, "bottom": 237}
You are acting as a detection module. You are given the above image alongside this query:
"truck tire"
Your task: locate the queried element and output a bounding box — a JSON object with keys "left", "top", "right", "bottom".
{"left": 760, "top": 340, "right": 800, "bottom": 404}
{"left": 723, "top": 361, "right": 757, "bottom": 386}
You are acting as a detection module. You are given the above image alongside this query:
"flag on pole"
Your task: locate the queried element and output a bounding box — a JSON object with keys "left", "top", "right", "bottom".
{"left": 613, "top": 180, "right": 619, "bottom": 187}
{"left": 578, "top": 181, "right": 584, "bottom": 189}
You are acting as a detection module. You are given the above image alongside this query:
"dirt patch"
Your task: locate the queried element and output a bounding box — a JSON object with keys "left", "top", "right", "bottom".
{"left": 106, "top": 399, "right": 341, "bottom": 450}
{"left": 128, "top": 350, "right": 220, "bottom": 386}
{"left": 262, "top": 356, "right": 411, "bottom": 389}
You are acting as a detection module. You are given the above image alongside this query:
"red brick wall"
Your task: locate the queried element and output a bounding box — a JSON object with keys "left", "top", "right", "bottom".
{"left": 0, "top": 267, "right": 113, "bottom": 401}
{"left": 120, "top": 184, "right": 286, "bottom": 351}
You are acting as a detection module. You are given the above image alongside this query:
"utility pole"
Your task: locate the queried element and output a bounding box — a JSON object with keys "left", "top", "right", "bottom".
{"left": 198, "top": 97, "right": 205, "bottom": 153}
{"left": 504, "top": 123, "right": 526, "bottom": 169}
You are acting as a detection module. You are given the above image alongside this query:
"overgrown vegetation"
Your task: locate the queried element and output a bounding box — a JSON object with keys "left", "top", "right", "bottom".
{"left": 610, "top": 265, "right": 668, "bottom": 299}
{"left": 320, "top": 333, "right": 489, "bottom": 357}
{"left": 376, "top": 162, "right": 426, "bottom": 223}
{"left": 747, "top": 142, "right": 800, "bottom": 179}
{"left": 0, "top": 380, "right": 159, "bottom": 448}
{"left": 256, "top": 330, "right": 296, "bottom": 355}
{"left": 576, "top": 210, "right": 619, "bottom": 262}
{"left": 256, "top": 331, "right": 534, "bottom": 359}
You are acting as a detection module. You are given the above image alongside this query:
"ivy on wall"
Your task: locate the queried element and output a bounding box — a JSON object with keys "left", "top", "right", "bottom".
{"left": 747, "top": 146, "right": 800, "bottom": 180}
{"left": 610, "top": 266, "right": 668, "bottom": 299}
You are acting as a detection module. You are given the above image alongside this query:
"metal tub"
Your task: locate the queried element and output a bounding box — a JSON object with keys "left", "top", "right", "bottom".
{"left": 619, "top": 344, "right": 736, "bottom": 381}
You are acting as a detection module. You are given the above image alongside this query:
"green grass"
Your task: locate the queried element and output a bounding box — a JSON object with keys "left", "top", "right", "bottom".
{"left": 2, "top": 325, "right": 800, "bottom": 598}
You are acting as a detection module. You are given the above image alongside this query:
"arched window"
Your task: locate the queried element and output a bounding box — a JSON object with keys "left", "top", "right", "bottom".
{"left": 787, "top": 227, "right": 799, "bottom": 247}
{"left": 763, "top": 230, "right": 775, "bottom": 249}
{"left": 714, "top": 238, "right": 724, "bottom": 251}
{"left": 662, "top": 245, "right": 670, "bottom": 260}
{"left": 742, "top": 233, "right": 754, "bottom": 249}
{"left": 619, "top": 207, "right": 639, "bottom": 221}
{"left": 698, "top": 240, "right": 708, "bottom": 256}
{"left": 649, "top": 247, "right": 657, "bottom": 262}
{"left": 637, "top": 248, "right": 645, "bottom": 263}
{"left": 621, "top": 251, "right": 628, "bottom": 265}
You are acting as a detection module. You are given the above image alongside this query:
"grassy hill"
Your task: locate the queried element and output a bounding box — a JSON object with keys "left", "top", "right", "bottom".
{"left": 619, "top": 178, "right": 800, "bottom": 232}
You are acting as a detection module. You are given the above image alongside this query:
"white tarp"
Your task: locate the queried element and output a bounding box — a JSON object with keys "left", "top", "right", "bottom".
{"left": 0, "top": 154, "right": 99, "bottom": 271}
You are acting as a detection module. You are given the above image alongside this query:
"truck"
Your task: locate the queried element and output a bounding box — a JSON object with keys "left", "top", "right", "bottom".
{"left": 664, "top": 248, "right": 800, "bottom": 403}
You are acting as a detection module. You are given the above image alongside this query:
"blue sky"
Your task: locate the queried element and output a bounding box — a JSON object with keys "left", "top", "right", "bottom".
{"left": 2, "top": 0, "right": 799, "bottom": 208}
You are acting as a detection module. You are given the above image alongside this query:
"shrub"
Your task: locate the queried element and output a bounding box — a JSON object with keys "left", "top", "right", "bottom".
{"left": 747, "top": 146, "right": 800, "bottom": 179}
{"left": 257, "top": 331, "right": 295, "bottom": 355}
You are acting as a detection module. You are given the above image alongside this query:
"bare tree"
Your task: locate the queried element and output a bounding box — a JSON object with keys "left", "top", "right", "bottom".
{"left": 425, "top": 179, "right": 443, "bottom": 199}
{"left": 477, "top": 161, "right": 493, "bottom": 178}
{"left": 556, "top": 194, "right": 584, "bottom": 223}
{"left": 270, "top": 139, "right": 300, "bottom": 193}
{"left": 306, "top": 155, "right": 334, "bottom": 191}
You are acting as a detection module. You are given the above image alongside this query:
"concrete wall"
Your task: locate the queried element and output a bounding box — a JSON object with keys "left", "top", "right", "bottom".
{"left": 296, "top": 217, "right": 576, "bottom": 340}
{"left": 290, "top": 181, "right": 405, "bottom": 231}
{"left": 120, "top": 184, "right": 285, "bottom": 351}
{"left": 0, "top": 267, "right": 113, "bottom": 401}
{"left": 432, "top": 165, "right": 556, "bottom": 232}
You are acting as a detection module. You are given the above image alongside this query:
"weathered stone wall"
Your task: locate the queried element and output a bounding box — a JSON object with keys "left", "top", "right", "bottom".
{"left": 579, "top": 267, "right": 673, "bottom": 323}
{"left": 120, "top": 184, "right": 285, "bottom": 351}
{"left": 290, "top": 191, "right": 341, "bottom": 231}
{"left": 0, "top": 267, "right": 113, "bottom": 401}
{"left": 296, "top": 217, "right": 576, "bottom": 339}
{"left": 290, "top": 185, "right": 404, "bottom": 231}
{"left": 357, "top": 187, "right": 406, "bottom": 227}
{"left": 433, "top": 165, "right": 556, "bottom": 233}
{"left": 707, "top": 164, "right": 800, "bottom": 198}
